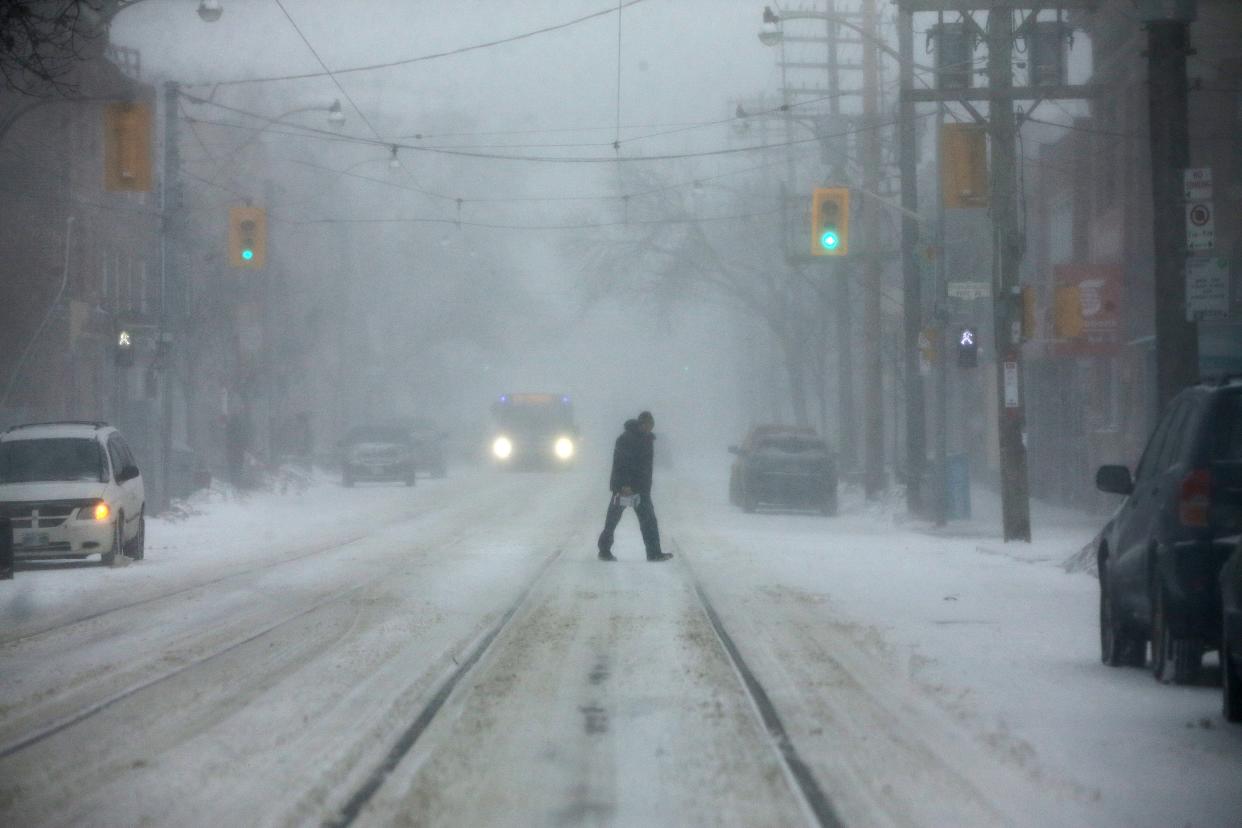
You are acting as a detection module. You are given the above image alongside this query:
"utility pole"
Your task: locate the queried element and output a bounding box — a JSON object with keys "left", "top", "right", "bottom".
{"left": 158, "top": 80, "right": 181, "bottom": 512}
{"left": 986, "top": 9, "right": 1031, "bottom": 542}
{"left": 861, "top": 0, "right": 885, "bottom": 498}
{"left": 899, "top": 0, "right": 1099, "bottom": 540}
{"left": 1142, "top": 0, "right": 1198, "bottom": 412}
{"left": 898, "top": 5, "right": 925, "bottom": 513}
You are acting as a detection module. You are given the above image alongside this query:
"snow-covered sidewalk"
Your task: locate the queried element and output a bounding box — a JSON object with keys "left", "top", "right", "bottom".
{"left": 667, "top": 466, "right": 1242, "bottom": 827}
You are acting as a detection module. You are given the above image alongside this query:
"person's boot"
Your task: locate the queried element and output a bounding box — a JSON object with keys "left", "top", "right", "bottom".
{"left": 598, "top": 549, "right": 618, "bottom": 562}
{"left": 647, "top": 552, "right": 672, "bottom": 562}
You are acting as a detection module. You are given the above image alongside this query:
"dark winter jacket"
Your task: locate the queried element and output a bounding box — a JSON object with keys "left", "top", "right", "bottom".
{"left": 609, "top": 419, "right": 655, "bottom": 495}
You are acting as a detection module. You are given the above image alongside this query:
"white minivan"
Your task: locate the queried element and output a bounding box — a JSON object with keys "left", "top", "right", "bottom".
{"left": 0, "top": 421, "right": 145, "bottom": 564}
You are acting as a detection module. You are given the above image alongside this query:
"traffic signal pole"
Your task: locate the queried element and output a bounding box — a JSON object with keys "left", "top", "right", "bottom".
{"left": 158, "top": 80, "right": 181, "bottom": 513}
{"left": 986, "top": 11, "right": 1031, "bottom": 542}
{"left": 1145, "top": 10, "right": 1199, "bottom": 412}
{"left": 862, "top": 0, "right": 886, "bottom": 499}
{"left": 898, "top": 6, "right": 925, "bottom": 514}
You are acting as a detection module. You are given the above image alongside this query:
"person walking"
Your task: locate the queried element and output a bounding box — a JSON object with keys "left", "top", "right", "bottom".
{"left": 598, "top": 411, "right": 672, "bottom": 562}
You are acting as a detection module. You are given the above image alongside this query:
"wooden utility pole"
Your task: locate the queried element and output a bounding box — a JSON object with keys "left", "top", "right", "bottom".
{"left": 1142, "top": 2, "right": 1199, "bottom": 412}
{"left": 897, "top": 6, "right": 925, "bottom": 513}
{"left": 986, "top": 9, "right": 1031, "bottom": 542}
{"left": 898, "top": 0, "right": 1100, "bottom": 540}
{"left": 861, "top": 0, "right": 885, "bottom": 498}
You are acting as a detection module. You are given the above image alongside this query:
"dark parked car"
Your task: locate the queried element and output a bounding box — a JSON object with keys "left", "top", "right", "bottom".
{"left": 339, "top": 425, "right": 416, "bottom": 488}
{"left": 1222, "top": 540, "right": 1242, "bottom": 722}
{"left": 1095, "top": 378, "right": 1242, "bottom": 684}
{"left": 729, "top": 426, "right": 838, "bottom": 515}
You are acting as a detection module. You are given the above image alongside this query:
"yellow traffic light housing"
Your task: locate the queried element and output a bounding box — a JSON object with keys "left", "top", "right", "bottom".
{"left": 103, "top": 101, "right": 153, "bottom": 192}
{"left": 229, "top": 206, "right": 267, "bottom": 268}
{"left": 940, "top": 123, "right": 988, "bottom": 208}
{"left": 810, "top": 187, "right": 849, "bottom": 256}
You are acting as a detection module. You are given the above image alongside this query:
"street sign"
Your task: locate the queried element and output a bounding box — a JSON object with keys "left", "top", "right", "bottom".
{"left": 1183, "top": 168, "right": 1212, "bottom": 201}
{"left": 1186, "top": 201, "right": 1215, "bottom": 251}
{"left": 1003, "top": 361, "right": 1019, "bottom": 408}
{"left": 1186, "top": 256, "right": 1230, "bottom": 321}
{"left": 947, "top": 281, "right": 991, "bottom": 300}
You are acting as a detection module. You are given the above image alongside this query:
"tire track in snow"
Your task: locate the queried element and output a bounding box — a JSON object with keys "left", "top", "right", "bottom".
{"left": 323, "top": 542, "right": 567, "bottom": 828}
{"left": 0, "top": 478, "right": 545, "bottom": 763}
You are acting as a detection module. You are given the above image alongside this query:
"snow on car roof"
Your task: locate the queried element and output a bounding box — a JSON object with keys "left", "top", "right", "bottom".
{"left": 2, "top": 422, "right": 112, "bottom": 442}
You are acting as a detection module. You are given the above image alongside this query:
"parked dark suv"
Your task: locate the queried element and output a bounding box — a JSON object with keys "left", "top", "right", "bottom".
{"left": 729, "top": 426, "right": 838, "bottom": 515}
{"left": 1095, "top": 378, "right": 1242, "bottom": 684}
{"left": 1222, "top": 540, "right": 1242, "bottom": 721}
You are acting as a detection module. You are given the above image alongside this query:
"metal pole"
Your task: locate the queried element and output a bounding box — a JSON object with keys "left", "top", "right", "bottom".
{"left": 158, "top": 80, "right": 180, "bottom": 511}
{"left": 898, "top": 5, "right": 925, "bottom": 513}
{"left": 986, "top": 10, "right": 1031, "bottom": 541}
{"left": 935, "top": 107, "right": 949, "bottom": 526}
{"left": 1146, "top": 17, "right": 1198, "bottom": 412}
{"left": 862, "top": 0, "right": 885, "bottom": 498}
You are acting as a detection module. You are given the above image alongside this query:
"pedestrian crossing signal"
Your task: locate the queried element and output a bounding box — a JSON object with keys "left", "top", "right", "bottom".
{"left": 811, "top": 187, "right": 849, "bottom": 256}
{"left": 115, "top": 329, "right": 135, "bottom": 368}
{"left": 229, "top": 206, "right": 267, "bottom": 268}
{"left": 957, "top": 325, "right": 979, "bottom": 367}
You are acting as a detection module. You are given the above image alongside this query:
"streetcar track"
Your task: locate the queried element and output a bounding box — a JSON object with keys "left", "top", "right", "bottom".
{"left": 674, "top": 538, "right": 845, "bottom": 828}
{"left": 0, "top": 490, "right": 548, "bottom": 762}
{"left": 324, "top": 542, "right": 568, "bottom": 828}
{"left": 0, "top": 581, "right": 369, "bottom": 759}
{"left": 2, "top": 478, "right": 509, "bottom": 648}
{"left": 0, "top": 531, "right": 369, "bottom": 648}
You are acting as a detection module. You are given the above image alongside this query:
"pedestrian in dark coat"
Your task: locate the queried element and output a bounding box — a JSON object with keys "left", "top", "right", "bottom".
{"left": 598, "top": 411, "right": 672, "bottom": 562}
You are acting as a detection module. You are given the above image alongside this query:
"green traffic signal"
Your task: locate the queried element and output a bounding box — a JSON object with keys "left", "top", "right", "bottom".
{"left": 242, "top": 248, "right": 254, "bottom": 261}
{"left": 820, "top": 230, "right": 839, "bottom": 251}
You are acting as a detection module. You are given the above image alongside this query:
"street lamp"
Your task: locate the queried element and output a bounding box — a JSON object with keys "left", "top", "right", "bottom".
{"left": 758, "top": 7, "right": 782, "bottom": 47}
{"left": 327, "top": 100, "right": 346, "bottom": 126}
{"left": 196, "top": 0, "right": 223, "bottom": 23}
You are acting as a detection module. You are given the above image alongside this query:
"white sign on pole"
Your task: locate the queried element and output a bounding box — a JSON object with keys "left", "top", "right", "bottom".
{"left": 1003, "top": 361, "right": 1019, "bottom": 408}
{"left": 1186, "top": 201, "right": 1215, "bottom": 251}
{"left": 1183, "top": 168, "right": 1212, "bottom": 202}
{"left": 1186, "top": 256, "right": 1230, "bottom": 321}
{"left": 947, "top": 281, "right": 991, "bottom": 300}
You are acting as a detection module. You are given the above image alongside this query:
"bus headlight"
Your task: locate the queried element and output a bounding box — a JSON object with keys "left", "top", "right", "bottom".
{"left": 492, "top": 436, "right": 513, "bottom": 460}
{"left": 554, "top": 437, "right": 575, "bottom": 460}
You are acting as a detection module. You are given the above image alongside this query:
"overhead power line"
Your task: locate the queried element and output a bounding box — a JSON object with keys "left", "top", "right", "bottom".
{"left": 181, "top": 95, "right": 938, "bottom": 164}
{"left": 277, "top": 206, "right": 785, "bottom": 231}
{"left": 187, "top": 0, "right": 649, "bottom": 88}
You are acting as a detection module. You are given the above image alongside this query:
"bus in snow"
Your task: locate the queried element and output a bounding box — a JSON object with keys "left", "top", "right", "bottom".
{"left": 489, "top": 393, "right": 578, "bottom": 469}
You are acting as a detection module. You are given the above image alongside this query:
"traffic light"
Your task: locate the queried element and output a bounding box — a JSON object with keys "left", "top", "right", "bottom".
{"left": 810, "top": 187, "right": 849, "bottom": 256}
{"left": 115, "top": 329, "right": 135, "bottom": 368}
{"left": 229, "top": 206, "right": 267, "bottom": 268}
{"left": 1053, "top": 285, "right": 1083, "bottom": 339}
{"left": 940, "top": 123, "right": 988, "bottom": 208}
{"left": 103, "top": 102, "right": 153, "bottom": 192}
{"left": 957, "top": 325, "right": 979, "bottom": 367}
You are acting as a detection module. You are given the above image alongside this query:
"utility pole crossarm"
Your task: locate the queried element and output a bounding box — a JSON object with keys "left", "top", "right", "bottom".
{"left": 896, "top": 0, "right": 1098, "bottom": 10}
{"left": 903, "top": 84, "right": 1102, "bottom": 103}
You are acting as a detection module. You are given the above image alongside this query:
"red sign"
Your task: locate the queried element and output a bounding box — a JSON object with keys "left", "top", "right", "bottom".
{"left": 1053, "top": 264, "right": 1122, "bottom": 356}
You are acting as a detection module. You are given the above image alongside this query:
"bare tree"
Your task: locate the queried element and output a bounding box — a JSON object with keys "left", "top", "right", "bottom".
{"left": 572, "top": 165, "right": 827, "bottom": 427}
{"left": 0, "top": 1, "right": 106, "bottom": 97}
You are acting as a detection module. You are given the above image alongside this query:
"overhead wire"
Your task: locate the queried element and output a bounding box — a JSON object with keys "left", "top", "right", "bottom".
{"left": 186, "top": 0, "right": 649, "bottom": 88}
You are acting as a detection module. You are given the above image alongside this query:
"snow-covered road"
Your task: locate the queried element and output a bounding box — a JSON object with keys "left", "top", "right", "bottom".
{"left": 2, "top": 464, "right": 1240, "bottom": 827}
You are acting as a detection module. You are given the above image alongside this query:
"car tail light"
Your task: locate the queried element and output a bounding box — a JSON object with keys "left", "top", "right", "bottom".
{"left": 1178, "top": 468, "right": 1211, "bottom": 528}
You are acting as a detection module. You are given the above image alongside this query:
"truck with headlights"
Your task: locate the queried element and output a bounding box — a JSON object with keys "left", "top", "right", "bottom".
{"left": 490, "top": 393, "right": 578, "bottom": 470}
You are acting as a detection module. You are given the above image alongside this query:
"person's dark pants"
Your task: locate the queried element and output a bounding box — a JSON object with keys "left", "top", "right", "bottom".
{"left": 597, "top": 494, "right": 663, "bottom": 559}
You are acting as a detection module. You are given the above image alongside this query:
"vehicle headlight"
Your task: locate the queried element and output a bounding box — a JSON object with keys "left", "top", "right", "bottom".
{"left": 78, "top": 501, "right": 110, "bottom": 521}
{"left": 492, "top": 436, "right": 513, "bottom": 459}
{"left": 554, "top": 437, "right": 575, "bottom": 460}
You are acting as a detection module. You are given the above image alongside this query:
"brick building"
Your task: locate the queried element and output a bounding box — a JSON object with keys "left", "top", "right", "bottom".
{"left": 1023, "top": 0, "right": 1242, "bottom": 508}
